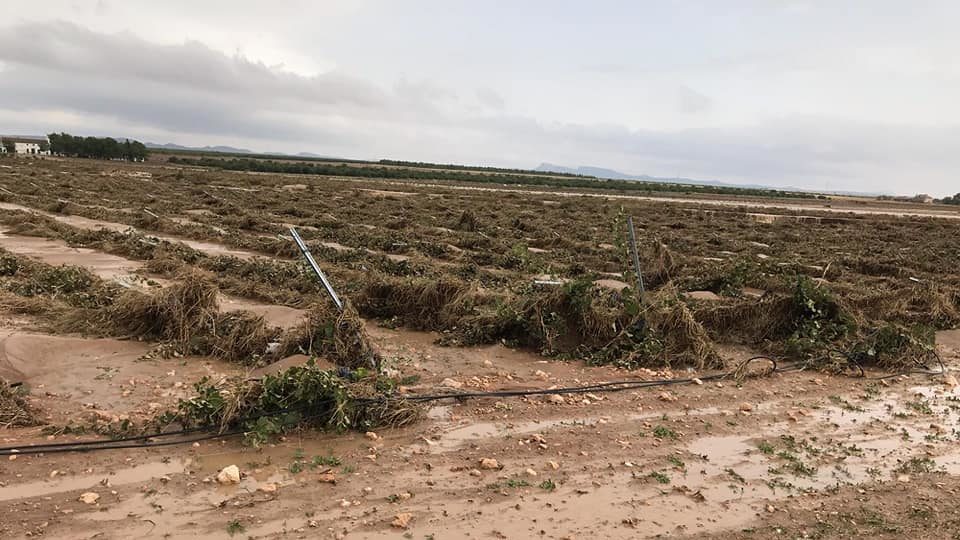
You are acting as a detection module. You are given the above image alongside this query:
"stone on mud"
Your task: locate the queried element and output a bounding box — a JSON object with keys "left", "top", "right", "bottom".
{"left": 216, "top": 465, "right": 241, "bottom": 484}
{"left": 392, "top": 512, "right": 413, "bottom": 528}
{"left": 479, "top": 458, "right": 500, "bottom": 470}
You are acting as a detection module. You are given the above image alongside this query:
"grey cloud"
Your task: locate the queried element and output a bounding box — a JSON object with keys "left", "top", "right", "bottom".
{"left": 475, "top": 87, "right": 505, "bottom": 109}
{"left": 0, "top": 21, "right": 387, "bottom": 108}
{"left": 1, "top": 20, "right": 958, "bottom": 195}
{"left": 674, "top": 85, "right": 712, "bottom": 114}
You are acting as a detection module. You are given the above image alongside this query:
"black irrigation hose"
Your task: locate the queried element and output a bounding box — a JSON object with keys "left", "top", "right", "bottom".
{"left": 824, "top": 347, "right": 946, "bottom": 381}
{"left": 0, "top": 354, "right": 944, "bottom": 456}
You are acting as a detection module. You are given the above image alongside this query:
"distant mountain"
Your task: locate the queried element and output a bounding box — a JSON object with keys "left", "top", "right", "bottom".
{"left": 537, "top": 162, "right": 775, "bottom": 189}
{"left": 145, "top": 142, "right": 252, "bottom": 154}
{"left": 535, "top": 163, "right": 887, "bottom": 196}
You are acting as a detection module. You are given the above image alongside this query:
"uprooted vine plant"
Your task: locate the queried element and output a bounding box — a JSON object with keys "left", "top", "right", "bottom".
{"left": 172, "top": 360, "right": 421, "bottom": 446}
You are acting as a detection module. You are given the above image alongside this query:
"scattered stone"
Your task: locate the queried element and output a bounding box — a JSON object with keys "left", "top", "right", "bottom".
{"left": 258, "top": 483, "right": 279, "bottom": 493}
{"left": 547, "top": 461, "right": 560, "bottom": 470}
{"left": 739, "top": 403, "right": 753, "bottom": 412}
{"left": 469, "top": 469, "right": 482, "bottom": 477}
{"left": 216, "top": 465, "right": 241, "bottom": 485}
{"left": 547, "top": 394, "right": 565, "bottom": 404}
{"left": 78, "top": 492, "right": 100, "bottom": 505}
{"left": 391, "top": 512, "right": 413, "bottom": 529}
{"left": 945, "top": 374, "right": 958, "bottom": 388}
{"left": 658, "top": 392, "right": 677, "bottom": 402}
{"left": 479, "top": 458, "right": 500, "bottom": 470}
{"left": 365, "top": 431, "right": 379, "bottom": 440}
{"left": 534, "top": 370, "right": 549, "bottom": 380}
{"left": 897, "top": 474, "right": 911, "bottom": 483}
{"left": 525, "top": 468, "right": 538, "bottom": 477}
{"left": 318, "top": 473, "right": 337, "bottom": 484}
{"left": 339, "top": 499, "right": 352, "bottom": 508}
{"left": 765, "top": 504, "right": 775, "bottom": 513}
{"left": 440, "top": 378, "right": 463, "bottom": 389}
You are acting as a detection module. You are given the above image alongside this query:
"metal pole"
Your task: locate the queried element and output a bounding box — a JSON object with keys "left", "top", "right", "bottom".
{"left": 289, "top": 227, "right": 344, "bottom": 312}
{"left": 627, "top": 216, "right": 645, "bottom": 294}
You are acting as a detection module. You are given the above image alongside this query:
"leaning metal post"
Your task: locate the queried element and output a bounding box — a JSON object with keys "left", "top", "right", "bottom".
{"left": 289, "top": 227, "right": 344, "bottom": 312}
{"left": 627, "top": 216, "right": 645, "bottom": 294}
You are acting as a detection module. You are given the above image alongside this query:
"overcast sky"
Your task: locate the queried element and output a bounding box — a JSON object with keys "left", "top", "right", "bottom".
{"left": 1, "top": 1, "right": 958, "bottom": 195}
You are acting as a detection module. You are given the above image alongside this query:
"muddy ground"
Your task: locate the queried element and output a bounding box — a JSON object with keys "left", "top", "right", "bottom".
{"left": 2, "top": 328, "right": 959, "bottom": 539}
{"left": 1, "top": 158, "right": 960, "bottom": 539}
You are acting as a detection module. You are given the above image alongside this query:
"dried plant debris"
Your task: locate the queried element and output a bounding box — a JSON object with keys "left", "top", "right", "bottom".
{"left": 0, "top": 379, "right": 41, "bottom": 428}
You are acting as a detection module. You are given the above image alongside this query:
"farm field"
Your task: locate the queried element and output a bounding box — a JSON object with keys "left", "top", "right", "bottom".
{"left": 1, "top": 157, "right": 960, "bottom": 539}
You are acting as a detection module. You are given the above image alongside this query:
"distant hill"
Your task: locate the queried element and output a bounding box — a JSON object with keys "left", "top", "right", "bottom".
{"left": 538, "top": 162, "right": 783, "bottom": 190}
{"left": 535, "top": 163, "right": 886, "bottom": 197}
{"left": 146, "top": 142, "right": 252, "bottom": 154}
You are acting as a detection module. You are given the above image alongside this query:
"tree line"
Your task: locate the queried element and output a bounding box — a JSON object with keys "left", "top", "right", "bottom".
{"left": 168, "top": 156, "right": 816, "bottom": 199}
{"left": 47, "top": 133, "right": 149, "bottom": 161}
{"left": 940, "top": 193, "right": 960, "bottom": 205}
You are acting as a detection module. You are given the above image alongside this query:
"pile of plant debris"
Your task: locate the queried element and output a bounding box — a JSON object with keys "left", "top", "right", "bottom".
{"left": 173, "top": 360, "right": 420, "bottom": 446}
{"left": 280, "top": 302, "right": 378, "bottom": 369}
{"left": 0, "top": 380, "right": 40, "bottom": 429}
{"left": 0, "top": 250, "right": 375, "bottom": 367}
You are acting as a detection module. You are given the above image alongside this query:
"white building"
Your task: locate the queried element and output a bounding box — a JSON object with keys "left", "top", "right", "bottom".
{"left": 0, "top": 135, "right": 51, "bottom": 156}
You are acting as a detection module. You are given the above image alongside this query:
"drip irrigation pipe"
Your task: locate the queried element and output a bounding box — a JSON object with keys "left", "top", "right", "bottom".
{"left": 0, "top": 355, "right": 947, "bottom": 456}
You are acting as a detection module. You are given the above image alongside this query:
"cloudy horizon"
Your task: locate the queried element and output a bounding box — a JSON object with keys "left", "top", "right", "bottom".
{"left": 1, "top": 1, "right": 958, "bottom": 196}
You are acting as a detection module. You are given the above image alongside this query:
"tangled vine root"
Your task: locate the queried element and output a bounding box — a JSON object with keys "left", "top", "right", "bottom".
{"left": 0, "top": 380, "right": 41, "bottom": 428}
{"left": 108, "top": 271, "right": 219, "bottom": 344}
{"left": 646, "top": 294, "right": 723, "bottom": 370}
{"left": 281, "top": 302, "right": 379, "bottom": 369}
{"left": 176, "top": 361, "right": 421, "bottom": 446}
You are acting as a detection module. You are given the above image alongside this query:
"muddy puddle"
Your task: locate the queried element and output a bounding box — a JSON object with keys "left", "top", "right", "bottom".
{"left": 0, "top": 459, "right": 190, "bottom": 502}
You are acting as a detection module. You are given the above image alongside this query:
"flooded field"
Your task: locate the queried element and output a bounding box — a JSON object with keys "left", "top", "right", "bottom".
{"left": 1, "top": 158, "right": 959, "bottom": 538}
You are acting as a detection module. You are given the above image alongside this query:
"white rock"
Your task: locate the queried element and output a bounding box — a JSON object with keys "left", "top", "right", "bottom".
{"left": 479, "top": 458, "right": 500, "bottom": 470}
{"left": 79, "top": 492, "right": 100, "bottom": 504}
{"left": 216, "top": 465, "right": 241, "bottom": 484}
